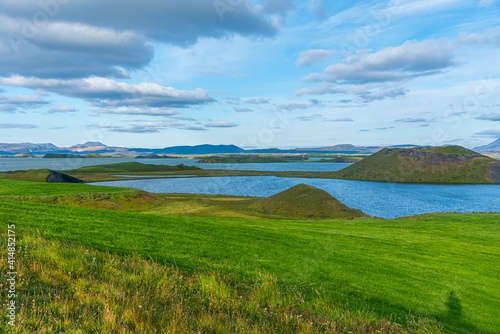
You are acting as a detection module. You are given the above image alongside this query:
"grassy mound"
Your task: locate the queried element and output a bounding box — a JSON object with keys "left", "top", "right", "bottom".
{"left": 0, "top": 168, "right": 51, "bottom": 182}
{"left": 67, "top": 162, "right": 200, "bottom": 173}
{"left": 0, "top": 162, "right": 200, "bottom": 183}
{"left": 333, "top": 146, "right": 497, "bottom": 184}
{"left": 0, "top": 179, "right": 129, "bottom": 197}
{"left": 251, "top": 184, "right": 367, "bottom": 219}
{"left": 0, "top": 179, "right": 165, "bottom": 211}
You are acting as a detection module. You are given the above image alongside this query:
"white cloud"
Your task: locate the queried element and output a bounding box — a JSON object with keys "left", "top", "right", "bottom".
{"left": 234, "top": 108, "right": 254, "bottom": 112}
{"left": 0, "top": 123, "right": 37, "bottom": 129}
{"left": 475, "top": 129, "right": 500, "bottom": 137}
{"left": 178, "top": 126, "right": 207, "bottom": 131}
{"left": 0, "top": 15, "right": 152, "bottom": 78}
{"left": 294, "top": 85, "right": 345, "bottom": 96}
{"left": 296, "top": 49, "right": 334, "bottom": 67}
{"left": 95, "top": 107, "right": 177, "bottom": 117}
{"left": 205, "top": 122, "right": 238, "bottom": 128}
{"left": 48, "top": 105, "right": 77, "bottom": 113}
{"left": 329, "top": 118, "right": 354, "bottom": 122}
{"left": 395, "top": 118, "right": 429, "bottom": 123}
{"left": 476, "top": 113, "right": 500, "bottom": 121}
{"left": 0, "top": 0, "right": 279, "bottom": 47}
{"left": 0, "top": 93, "right": 47, "bottom": 112}
{"left": 323, "top": 39, "right": 455, "bottom": 83}
{"left": 457, "top": 27, "right": 500, "bottom": 47}
{"left": 387, "top": 0, "right": 467, "bottom": 16}
{"left": 0, "top": 94, "right": 46, "bottom": 104}
{"left": 278, "top": 101, "right": 325, "bottom": 110}
{"left": 0, "top": 76, "right": 214, "bottom": 107}
{"left": 295, "top": 38, "right": 459, "bottom": 102}
{"left": 297, "top": 113, "right": 322, "bottom": 121}
{"left": 478, "top": 0, "right": 498, "bottom": 7}
{"left": 245, "top": 98, "right": 270, "bottom": 104}
{"left": 99, "top": 123, "right": 166, "bottom": 133}
{"left": 0, "top": 0, "right": 286, "bottom": 80}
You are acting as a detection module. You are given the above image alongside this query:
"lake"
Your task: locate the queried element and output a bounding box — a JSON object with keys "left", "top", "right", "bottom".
{"left": 90, "top": 176, "right": 500, "bottom": 219}
{"left": 0, "top": 157, "right": 351, "bottom": 172}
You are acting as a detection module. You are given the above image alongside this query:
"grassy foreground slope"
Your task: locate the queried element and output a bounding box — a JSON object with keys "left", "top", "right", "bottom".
{"left": 0, "top": 199, "right": 498, "bottom": 333}
{"left": 0, "top": 233, "right": 437, "bottom": 334}
{"left": 333, "top": 146, "right": 498, "bottom": 184}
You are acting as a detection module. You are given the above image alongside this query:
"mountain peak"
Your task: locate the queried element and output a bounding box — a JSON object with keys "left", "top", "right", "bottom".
{"left": 475, "top": 138, "right": 500, "bottom": 152}
{"left": 71, "top": 142, "right": 106, "bottom": 148}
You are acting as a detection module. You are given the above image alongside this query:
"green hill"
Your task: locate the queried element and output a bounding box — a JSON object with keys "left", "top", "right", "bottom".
{"left": 0, "top": 168, "right": 51, "bottom": 182}
{"left": 66, "top": 161, "right": 200, "bottom": 173}
{"left": 0, "top": 162, "right": 202, "bottom": 183}
{"left": 251, "top": 183, "right": 367, "bottom": 219}
{"left": 333, "top": 146, "right": 500, "bottom": 184}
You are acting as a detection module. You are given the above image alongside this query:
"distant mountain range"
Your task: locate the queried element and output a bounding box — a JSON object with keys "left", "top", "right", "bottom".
{"left": 0, "top": 142, "right": 387, "bottom": 155}
{"left": 475, "top": 138, "right": 500, "bottom": 153}
{"left": 1, "top": 139, "right": 497, "bottom": 155}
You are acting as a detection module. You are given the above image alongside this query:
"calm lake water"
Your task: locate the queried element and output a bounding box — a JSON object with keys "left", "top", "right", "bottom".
{"left": 91, "top": 176, "right": 500, "bottom": 219}
{"left": 0, "top": 157, "right": 350, "bottom": 172}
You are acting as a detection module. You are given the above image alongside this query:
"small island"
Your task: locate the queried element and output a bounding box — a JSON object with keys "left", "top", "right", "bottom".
{"left": 135, "top": 155, "right": 179, "bottom": 159}
{"left": 43, "top": 153, "right": 129, "bottom": 158}
{"left": 196, "top": 154, "right": 307, "bottom": 163}
{"left": 314, "top": 156, "right": 362, "bottom": 163}
{"left": 14, "top": 153, "right": 35, "bottom": 157}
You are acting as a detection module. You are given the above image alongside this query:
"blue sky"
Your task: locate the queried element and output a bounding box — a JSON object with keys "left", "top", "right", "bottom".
{"left": 1, "top": 0, "right": 499, "bottom": 148}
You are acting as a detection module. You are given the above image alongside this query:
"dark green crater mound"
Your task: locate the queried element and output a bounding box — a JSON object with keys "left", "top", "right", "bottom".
{"left": 251, "top": 183, "right": 368, "bottom": 219}
{"left": 333, "top": 146, "right": 499, "bottom": 184}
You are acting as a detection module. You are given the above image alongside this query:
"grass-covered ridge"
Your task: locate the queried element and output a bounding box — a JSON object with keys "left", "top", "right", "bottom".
{"left": 67, "top": 161, "right": 200, "bottom": 173}
{"left": 1, "top": 198, "right": 498, "bottom": 333}
{"left": 0, "top": 179, "right": 129, "bottom": 197}
{"left": 0, "top": 162, "right": 204, "bottom": 183}
{"left": 334, "top": 146, "right": 498, "bottom": 184}
{"left": 424, "top": 146, "right": 480, "bottom": 154}
{"left": 195, "top": 154, "right": 306, "bottom": 163}
{"left": 0, "top": 168, "right": 52, "bottom": 182}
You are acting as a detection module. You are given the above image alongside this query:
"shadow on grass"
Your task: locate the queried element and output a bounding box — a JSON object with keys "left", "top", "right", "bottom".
{"left": 437, "top": 291, "right": 480, "bottom": 333}
{"left": 357, "top": 291, "right": 481, "bottom": 334}
{"left": 445, "top": 291, "right": 462, "bottom": 322}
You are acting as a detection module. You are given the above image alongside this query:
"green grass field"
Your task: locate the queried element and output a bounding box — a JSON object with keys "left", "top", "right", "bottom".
{"left": 0, "top": 179, "right": 499, "bottom": 333}
{"left": 0, "top": 179, "right": 130, "bottom": 197}
{"left": 1, "top": 231, "right": 441, "bottom": 333}
{"left": 0, "top": 179, "right": 498, "bottom": 333}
